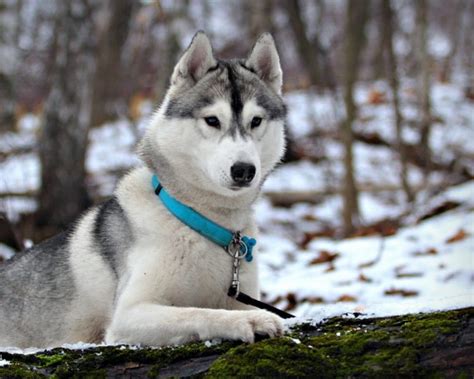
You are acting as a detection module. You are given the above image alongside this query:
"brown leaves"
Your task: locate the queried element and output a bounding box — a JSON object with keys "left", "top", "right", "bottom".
{"left": 446, "top": 229, "right": 469, "bottom": 244}
{"left": 285, "top": 293, "right": 298, "bottom": 311}
{"left": 272, "top": 293, "right": 325, "bottom": 311}
{"left": 308, "top": 250, "right": 340, "bottom": 265}
{"left": 299, "top": 230, "right": 336, "bottom": 249}
{"left": 366, "top": 88, "right": 387, "bottom": 105}
{"left": 395, "top": 265, "right": 423, "bottom": 278}
{"left": 413, "top": 247, "right": 438, "bottom": 257}
{"left": 384, "top": 288, "right": 418, "bottom": 297}
{"left": 337, "top": 294, "right": 357, "bottom": 302}
{"left": 358, "top": 273, "right": 373, "bottom": 283}
{"left": 351, "top": 219, "right": 399, "bottom": 238}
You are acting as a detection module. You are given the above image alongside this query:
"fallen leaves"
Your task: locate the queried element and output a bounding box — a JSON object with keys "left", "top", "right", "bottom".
{"left": 308, "top": 250, "right": 340, "bottom": 265}
{"left": 299, "top": 230, "right": 336, "bottom": 249}
{"left": 413, "top": 247, "right": 438, "bottom": 257}
{"left": 351, "top": 219, "right": 399, "bottom": 237}
{"left": 272, "top": 293, "right": 325, "bottom": 311}
{"left": 384, "top": 288, "right": 419, "bottom": 297}
{"left": 394, "top": 264, "right": 424, "bottom": 279}
{"left": 446, "top": 229, "right": 469, "bottom": 244}
{"left": 396, "top": 272, "right": 424, "bottom": 278}
{"left": 285, "top": 293, "right": 298, "bottom": 311}
{"left": 337, "top": 294, "right": 357, "bottom": 302}
{"left": 366, "top": 88, "right": 387, "bottom": 105}
{"left": 358, "top": 273, "right": 373, "bottom": 283}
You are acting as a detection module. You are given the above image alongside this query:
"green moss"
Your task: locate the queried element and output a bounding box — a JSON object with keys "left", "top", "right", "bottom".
{"left": 1, "top": 308, "right": 471, "bottom": 378}
{"left": 207, "top": 309, "right": 471, "bottom": 377}
{"left": 0, "top": 363, "right": 46, "bottom": 378}
{"left": 0, "top": 341, "right": 240, "bottom": 378}
{"left": 207, "top": 338, "right": 335, "bottom": 378}
{"left": 399, "top": 312, "right": 460, "bottom": 347}
{"left": 35, "top": 353, "right": 66, "bottom": 367}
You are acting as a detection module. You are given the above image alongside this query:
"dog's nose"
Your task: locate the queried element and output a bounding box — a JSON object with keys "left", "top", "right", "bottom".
{"left": 231, "top": 162, "right": 256, "bottom": 185}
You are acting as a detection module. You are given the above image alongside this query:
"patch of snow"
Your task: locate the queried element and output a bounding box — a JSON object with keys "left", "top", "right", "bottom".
{"left": 0, "top": 342, "right": 105, "bottom": 355}
{"left": 86, "top": 119, "right": 139, "bottom": 173}
{"left": 259, "top": 180, "right": 474, "bottom": 318}
{"left": 18, "top": 114, "right": 40, "bottom": 133}
{"left": 61, "top": 342, "right": 105, "bottom": 350}
{"left": 0, "top": 243, "right": 15, "bottom": 261}
{"left": 0, "top": 153, "right": 40, "bottom": 194}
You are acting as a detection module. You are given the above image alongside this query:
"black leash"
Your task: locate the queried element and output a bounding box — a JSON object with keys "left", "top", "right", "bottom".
{"left": 228, "top": 287, "right": 295, "bottom": 319}
{"left": 226, "top": 232, "right": 295, "bottom": 319}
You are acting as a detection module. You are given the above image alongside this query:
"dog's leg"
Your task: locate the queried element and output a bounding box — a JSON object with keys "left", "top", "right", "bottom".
{"left": 105, "top": 303, "right": 283, "bottom": 346}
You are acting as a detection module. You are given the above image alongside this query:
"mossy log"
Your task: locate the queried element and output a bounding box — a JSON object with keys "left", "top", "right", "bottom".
{"left": 1, "top": 307, "right": 472, "bottom": 378}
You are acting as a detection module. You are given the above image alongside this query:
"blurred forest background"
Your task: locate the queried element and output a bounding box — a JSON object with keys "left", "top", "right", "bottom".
{"left": 0, "top": 0, "right": 472, "bottom": 314}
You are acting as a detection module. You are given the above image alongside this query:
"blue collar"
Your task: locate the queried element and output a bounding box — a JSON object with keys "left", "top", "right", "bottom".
{"left": 151, "top": 175, "right": 256, "bottom": 262}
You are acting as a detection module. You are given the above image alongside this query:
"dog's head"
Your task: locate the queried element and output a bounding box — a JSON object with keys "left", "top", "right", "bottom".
{"left": 140, "top": 31, "right": 286, "bottom": 201}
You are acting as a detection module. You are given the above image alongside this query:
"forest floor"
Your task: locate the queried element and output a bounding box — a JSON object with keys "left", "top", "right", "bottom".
{"left": 0, "top": 78, "right": 473, "bottom": 321}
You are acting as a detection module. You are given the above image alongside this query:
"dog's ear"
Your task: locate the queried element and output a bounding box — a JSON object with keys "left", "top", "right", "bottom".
{"left": 246, "top": 33, "right": 283, "bottom": 94}
{"left": 171, "top": 31, "right": 217, "bottom": 85}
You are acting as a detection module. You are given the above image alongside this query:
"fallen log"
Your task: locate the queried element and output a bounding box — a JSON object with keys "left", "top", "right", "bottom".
{"left": 0, "top": 307, "right": 472, "bottom": 378}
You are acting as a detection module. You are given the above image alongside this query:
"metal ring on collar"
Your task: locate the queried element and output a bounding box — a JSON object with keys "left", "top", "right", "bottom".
{"left": 226, "top": 240, "right": 248, "bottom": 260}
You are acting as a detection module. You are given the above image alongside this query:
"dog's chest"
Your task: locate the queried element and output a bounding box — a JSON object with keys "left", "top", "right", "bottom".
{"left": 135, "top": 224, "right": 254, "bottom": 309}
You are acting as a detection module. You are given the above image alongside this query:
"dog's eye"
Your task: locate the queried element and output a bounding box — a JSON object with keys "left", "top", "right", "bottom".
{"left": 204, "top": 116, "right": 220, "bottom": 129}
{"left": 251, "top": 117, "right": 262, "bottom": 129}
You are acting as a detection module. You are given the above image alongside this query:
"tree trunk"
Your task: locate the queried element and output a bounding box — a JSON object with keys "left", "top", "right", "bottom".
{"left": 1, "top": 308, "right": 472, "bottom": 377}
{"left": 382, "top": 0, "right": 414, "bottom": 203}
{"left": 416, "top": 0, "right": 432, "bottom": 178}
{"left": 341, "top": 0, "right": 370, "bottom": 235}
{"left": 36, "top": 0, "right": 97, "bottom": 235}
{"left": 247, "top": 0, "right": 274, "bottom": 40}
{"left": 371, "top": 0, "right": 390, "bottom": 79}
{"left": 0, "top": 1, "right": 18, "bottom": 132}
{"left": 284, "top": 0, "right": 320, "bottom": 87}
{"left": 439, "top": 0, "right": 465, "bottom": 83}
{"left": 154, "top": 3, "right": 193, "bottom": 105}
{"left": 90, "top": 0, "right": 134, "bottom": 127}
{"left": 155, "top": 28, "right": 181, "bottom": 106}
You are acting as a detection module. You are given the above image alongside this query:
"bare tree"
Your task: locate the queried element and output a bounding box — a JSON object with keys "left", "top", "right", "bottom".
{"left": 416, "top": 0, "right": 432, "bottom": 176}
{"left": 439, "top": 0, "right": 465, "bottom": 82}
{"left": 382, "top": 0, "right": 413, "bottom": 203}
{"left": 371, "top": 0, "right": 390, "bottom": 79}
{"left": 90, "top": 0, "right": 134, "bottom": 127}
{"left": 341, "top": 0, "right": 370, "bottom": 235}
{"left": 0, "top": 1, "right": 18, "bottom": 132}
{"left": 36, "top": 0, "right": 97, "bottom": 234}
{"left": 152, "top": 2, "right": 199, "bottom": 105}
{"left": 247, "top": 0, "right": 275, "bottom": 40}
{"left": 284, "top": 0, "right": 321, "bottom": 87}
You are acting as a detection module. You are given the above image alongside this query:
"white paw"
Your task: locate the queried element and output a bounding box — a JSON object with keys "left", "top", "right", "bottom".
{"left": 228, "top": 310, "right": 284, "bottom": 343}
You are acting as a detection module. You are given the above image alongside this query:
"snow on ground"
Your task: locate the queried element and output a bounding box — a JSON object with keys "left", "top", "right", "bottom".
{"left": 258, "top": 180, "right": 474, "bottom": 319}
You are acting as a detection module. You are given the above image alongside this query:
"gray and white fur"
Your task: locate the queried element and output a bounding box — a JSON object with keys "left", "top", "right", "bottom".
{"left": 0, "top": 31, "right": 287, "bottom": 348}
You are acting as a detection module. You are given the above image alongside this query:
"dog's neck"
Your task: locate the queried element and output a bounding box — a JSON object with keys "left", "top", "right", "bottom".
{"left": 153, "top": 167, "right": 257, "bottom": 232}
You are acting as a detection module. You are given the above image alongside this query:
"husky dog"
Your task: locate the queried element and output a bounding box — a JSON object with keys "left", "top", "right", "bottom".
{"left": 0, "top": 31, "right": 287, "bottom": 348}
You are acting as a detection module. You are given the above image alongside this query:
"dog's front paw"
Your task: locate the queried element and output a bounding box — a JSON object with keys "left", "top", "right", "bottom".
{"left": 230, "top": 310, "right": 284, "bottom": 343}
